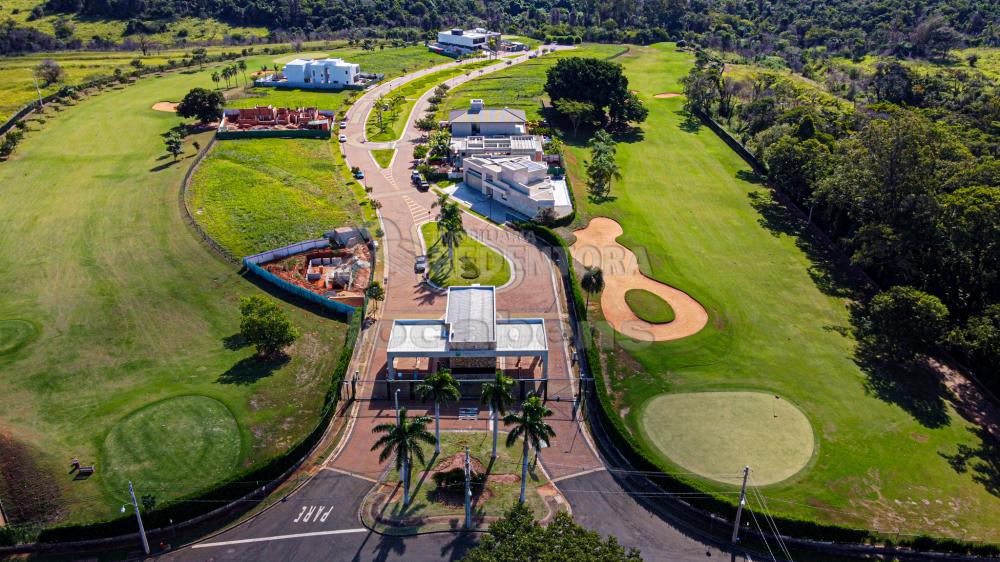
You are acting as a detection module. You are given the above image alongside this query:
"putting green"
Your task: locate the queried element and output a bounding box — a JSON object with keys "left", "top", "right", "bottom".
{"left": 0, "top": 319, "right": 38, "bottom": 355}
{"left": 625, "top": 289, "right": 676, "bottom": 324}
{"left": 102, "top": 396, "right": 243, "bottom": 501}
{"left": 641, "top": 392, "right": 814, "bottom": 486}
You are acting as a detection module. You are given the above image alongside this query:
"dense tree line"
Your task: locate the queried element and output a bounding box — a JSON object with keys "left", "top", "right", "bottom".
{"left": 5, "top": 0, "right": 996, "bottom": 56}
{"left": 684, "top": 53, "right": 1000, "bottom": 388}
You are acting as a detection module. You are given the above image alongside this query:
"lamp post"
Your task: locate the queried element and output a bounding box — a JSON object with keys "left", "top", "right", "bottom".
{"left": 394, "top": 387, "right": 401, "bottom": 425}
{"left": 122, "top": 481, "right": 150, "bottom": 555}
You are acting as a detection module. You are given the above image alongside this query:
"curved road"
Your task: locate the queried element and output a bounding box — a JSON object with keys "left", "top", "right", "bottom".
{"left": 162, "top": 50, "right": 747, "bottom": 562}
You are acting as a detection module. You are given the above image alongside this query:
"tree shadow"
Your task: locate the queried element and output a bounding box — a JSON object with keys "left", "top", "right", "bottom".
{"left": 940, "top": 425, "right": 1000, "bottom": 497}
{"left": 611, "top": 126, "right": 645, "bottom": 144}
{"left": 736, "top": 169, "right": 763, "bottom": 184}
{"left": 149, "top": 160, "right": 180, "bottom": 172}
{"left": 674, "top": 110, "right": 701, "bottom": 133}
{"left": 217, "top": 354, "right": 289, "bottom": 385}
{"left": 222, "top": 333, "right": 247, "bottom": 350}
{"left": 855, "top": 351, "right": 951, "bottom": 429}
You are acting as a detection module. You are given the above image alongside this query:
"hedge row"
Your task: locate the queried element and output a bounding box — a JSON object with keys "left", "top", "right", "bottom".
{"left": 1, "top": 303, "right": 363, "bottom": 547}
{"left": 511, "top": 222, "right": 1000, "bottom": 558}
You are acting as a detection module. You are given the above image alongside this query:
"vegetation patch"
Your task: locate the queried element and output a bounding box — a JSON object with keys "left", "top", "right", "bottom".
{"left": 187, "top": 138, "right": 360, "bottom": 257}
{"left": 0, "top": 319, "right": 39, "bottom": 356}
{"left": 371, "top": 148, "right": 395, "bottom": 168}
{"left": 420, "top": 221, "right": 510, "bottom": 288}
{"left": 101, "top": 396, "right": 243, "bottom": 503}
{"left": 624, "top": 289, "right": 675, "bottom": 324}
{"left": 640, "top": 392, "right": 814, "bottom": 486}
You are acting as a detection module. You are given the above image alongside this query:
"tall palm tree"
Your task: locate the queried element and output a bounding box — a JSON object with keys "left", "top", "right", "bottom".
{"left": 211, "top": 71, "right": 221, "bottom": 89}
{"left": 416, "top": 369, "right": 461, "bottom": 454}
{"left": 439, "top": 213, "right": 465, "bottom": 267}
{"left": 580, "top": 266, "right": 605, "bottom": 308}
{"left": 371, "top": 407, "right": 435, "bottom": 507}
{"left": 504, "top": 395, "right": 555, "bottom": 503}
{"left": 481, "top": 370, "right": 515, "bottom": 459}
{"left": 238, "top": 60, "right": 248, "bottom": 88}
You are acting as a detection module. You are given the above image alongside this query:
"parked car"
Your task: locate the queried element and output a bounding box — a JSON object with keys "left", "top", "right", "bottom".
{"left": 416, "top": 178, "right": 430, "bottom": 191}
{"left": 414, "top": 255, "right": 428, "bottom": 274}
{"left": 411, "top": 170, "right": 422, "bottom": 184}
{"left": 339, "top": 121, "right": 347, "bottom": 129}
{"left": 354, "top": 169, "right": 365, "bottom": 180}
{"left": 338, "top": 134, "right": 347, "bottom": 142}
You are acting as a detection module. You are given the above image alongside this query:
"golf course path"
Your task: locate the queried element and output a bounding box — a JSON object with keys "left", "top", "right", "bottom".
{"left": 571, "top": 217, "right": 708, "bottom": 341}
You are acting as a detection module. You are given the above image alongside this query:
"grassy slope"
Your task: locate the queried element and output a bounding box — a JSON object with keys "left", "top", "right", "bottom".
{"left": 365, "top": 59, "right": 494, "bottom": 142}
{"left": 437, "top": 44, "right": 629, "bottom": 121}
{"left": 565, "top": 43, "right": 1000, "bottom": 540}
{"left": 188, "top": 138, "right": 360, "bottom": 257}
{"left": 0, "top": 53, "right": 351, "bottom": 525}
{"left": 421, "top": 222, "right": 511, "bottom": 288}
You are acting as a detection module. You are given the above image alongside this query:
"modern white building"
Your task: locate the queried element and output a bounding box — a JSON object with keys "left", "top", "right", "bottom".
{"left": 447, "top": 99, "right": 544, "bottom": 161}
{"left": 462, "top": 156, "right": 573, "bottom": 219}
{"left": 281, "top": 58, "right": 360, "bottom": 89}
{"left": 432, "top": 27, "right": 501, "bottom": 56}
{"left": 383, "top": 286, "right": 549, "bottom": 398}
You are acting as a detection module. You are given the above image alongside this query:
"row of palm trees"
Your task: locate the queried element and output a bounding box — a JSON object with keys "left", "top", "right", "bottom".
{"left": 371, "top": 369, "right": 555, "bottom": 508}
{"left": 210, "top": 60, "right": 249, "bottom": 90}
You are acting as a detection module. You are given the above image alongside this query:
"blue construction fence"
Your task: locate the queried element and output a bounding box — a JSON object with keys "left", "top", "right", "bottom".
{"left": 243, "top": 239, "right": 358, "bottom": 315}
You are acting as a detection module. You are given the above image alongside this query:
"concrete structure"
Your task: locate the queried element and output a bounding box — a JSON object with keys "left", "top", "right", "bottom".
{"left": 430, "top": 28, "right": 501, "bottom": 57}
{"left": 447, "top": 99, "right": 544, "bottom": 162}
{"left": 462, "top": 156, "right": 572, "bottom": 219}
{"left": 282, "top": 58, "right": 360, "bottom": 89}
{"left": 386, "top": 286, "right": 548, "bottom": 393}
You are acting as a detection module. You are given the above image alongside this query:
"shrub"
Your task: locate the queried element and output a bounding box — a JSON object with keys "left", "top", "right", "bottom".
{"left": 460, "top": 256, "right": 480, "bottom": 279}
{"left": 239, "top": 295, "right": 300, "bottom": 357}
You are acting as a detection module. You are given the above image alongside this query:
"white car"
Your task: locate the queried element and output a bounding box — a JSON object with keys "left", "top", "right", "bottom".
{"left": 339, "top": 121, "right": 347, "bottom": 129}
{"left": 338, "top": 134, "right": 347, "bottom": 142}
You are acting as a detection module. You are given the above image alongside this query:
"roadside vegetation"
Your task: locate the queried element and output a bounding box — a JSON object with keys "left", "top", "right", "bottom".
{"left": 187, "top": 138, "right": 360, "bottom": 257}
{"left": 371, "top": 148, "right": 394, "bottom": 168}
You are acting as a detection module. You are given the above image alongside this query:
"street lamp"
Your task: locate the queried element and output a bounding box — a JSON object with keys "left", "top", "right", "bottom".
{"left": 123, "top": 481, "right": 150, "bottom": 555}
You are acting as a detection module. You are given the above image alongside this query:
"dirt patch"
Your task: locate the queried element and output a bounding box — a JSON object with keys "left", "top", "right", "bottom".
{"left": 0, "top": 432, "right": 65, "bottom": 525}
{"left": 151, "top": 101, "right": 178, "bottom": 112}
{"left": 435, "top": 452, "right": 485, "bottom": 474}
{"left": 571, "top": 217, "right": 708, "bottom": 341}
{"left": 654, "top": 92, "right": 682, "bottom": 98}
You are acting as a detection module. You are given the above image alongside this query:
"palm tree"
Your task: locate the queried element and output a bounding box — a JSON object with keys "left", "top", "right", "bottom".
{"left": 220, "top": 67, "right": 231, "bottom": 88}
{"left": 371, "top": 407, "right": 435, "bottom": 508}
{"left": 211, "top": 71, "right": 221, "bottom": 89}
{"left": 504, "top": 395, "right": 555, "bottom": 503}
{"left": 415, "top": 369, "right": 461, "bottom": 454}
{"left": 580, "top": 266, "right": 605, "bottom": 308}
{"left": 439, "top": 213, "right": 465, "bottom": 267}
{"left": 481, "top": 370, "right": 515, "bottom": 459}
{"left": 238, "top": 60, "right": 248, "bottom": 88}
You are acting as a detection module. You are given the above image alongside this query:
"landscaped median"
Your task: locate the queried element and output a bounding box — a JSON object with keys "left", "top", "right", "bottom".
{"left": 420, "top": 221, "right": 511, "bottom": 288}
{"left": 361, "top": 432, "right": 556, "bottom": 534}
{"left": 365, "top": 59, "right": 495, "bottom": 142}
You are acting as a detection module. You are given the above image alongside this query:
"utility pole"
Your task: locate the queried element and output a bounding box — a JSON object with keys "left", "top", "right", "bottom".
{"left": 464, "top": 446, "right": 472, "bottom": 529}
{"left": 127, "top": 481, "right": 150, "bottom": 555}
{"left": 394, "top": 387, "right": 401, "bottom": 425}
{"left": 32, "top": 74, "right": 44, "bottom": 109}
{"left": 731, "top": 466, "right": 750, "bottom": 544}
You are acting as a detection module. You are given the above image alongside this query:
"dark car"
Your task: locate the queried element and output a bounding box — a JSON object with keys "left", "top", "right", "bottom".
{"left": 414, "top": 255, "right": 428, "bottom": 273}
{"left": 411, "top": 170, "right": 422, "bottom": 184}
{"left": 416, "top": 178, "right": 430, "bottom": 191}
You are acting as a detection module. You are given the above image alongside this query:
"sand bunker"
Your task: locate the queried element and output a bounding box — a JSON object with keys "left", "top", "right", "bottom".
{"left": 152, "top": 102, "right": 178, "bottom": 112}
{"left": 654, "top": 92, "right": 682, "bottom": 98}
{"left": 570, "top": 217, "right": 707, "bottom": 341}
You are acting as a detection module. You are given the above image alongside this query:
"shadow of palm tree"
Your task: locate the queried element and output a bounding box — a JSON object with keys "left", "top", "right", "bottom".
{"left": 217, "top": 354, "right": 289, "bottom": 385}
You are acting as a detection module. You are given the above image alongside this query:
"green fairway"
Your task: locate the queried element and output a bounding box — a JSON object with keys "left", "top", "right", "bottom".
{"left": 555, "top": 43, "right": 1000, "bottom": 539}
{"left": 421, "top": 222, "right": 511, "bottom": 288}
{"left": 366, "top": 60, "right": 494, "bottom": 142}
{"left": 438, "top": 44, "right": 628, "bottom": 121}
{"left": 0, "top": 51, "right": 353, "bottom": 526}
{"left": 372, "top": 431, "right": 548, "bottom": 533}
{"left": 640, "top": 392, "right": 814, "bottom": 486}
{"left": 188, "top": 138, "right": 360, "bottom": 257}
{"left": 101, "top": 395, "right": 243, "bottom": 501}
{"left": 371, "top": 148, "right": 395, "bottom": 168}
{"left": 624, "top": 289, "right": 675, "bottom": 324}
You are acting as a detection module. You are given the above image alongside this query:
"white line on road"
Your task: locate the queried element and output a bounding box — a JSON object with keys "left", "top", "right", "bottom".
{"left": 192, "top": 528, "right": 368, "bottom": 548}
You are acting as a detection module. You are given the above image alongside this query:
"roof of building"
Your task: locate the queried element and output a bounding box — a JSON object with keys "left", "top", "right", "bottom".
{"left": 285, "top": 58, "right": 357, "bottom": 68}
{"left": 449, "top": 107, "right": 527, "bottom": 125}
{"left": 445, "top": 286, "right": 496, "bottom": 344}
{"left": 496, "top": 319, "right": 547, "bottom": 352}
{"left": 387, "top": 320, "right": 449, "bottom": 353}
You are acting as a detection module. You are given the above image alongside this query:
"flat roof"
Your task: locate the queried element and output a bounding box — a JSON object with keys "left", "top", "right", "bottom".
{"left": 449, "top": 108, "right": 527, "bottom": 125}
{"left": 446, "top": 286, "right": 496, "bottom": 344}
{"left": 388, "top": 320, "right": 448, "bottom": 353}
{"left": 496, "top": 319, "right": 547, "bottom": 352}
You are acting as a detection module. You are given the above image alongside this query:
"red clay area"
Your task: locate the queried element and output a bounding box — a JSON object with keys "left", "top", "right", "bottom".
{"left": 263, "top": 246, "right": 371, "bottom": 308}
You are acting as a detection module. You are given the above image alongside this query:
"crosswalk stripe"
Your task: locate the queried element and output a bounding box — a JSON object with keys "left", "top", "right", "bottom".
{"left": 192, "top": 528, "right": 368, "bottom": 548}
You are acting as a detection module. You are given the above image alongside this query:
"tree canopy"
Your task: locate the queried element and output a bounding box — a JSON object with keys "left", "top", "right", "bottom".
{"left": 176, "top": 87, "right": 225, "bottom": 124}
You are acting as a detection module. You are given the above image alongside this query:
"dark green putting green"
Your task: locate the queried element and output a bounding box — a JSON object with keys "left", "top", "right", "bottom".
{"left": 0, "top": 319, "right": 39, "bottom": 355}
{"left": 102, "top": 396, "right": 243, "bottom": 501}
{"left": 625, "top": 289, "right": 676, "bottom": 324}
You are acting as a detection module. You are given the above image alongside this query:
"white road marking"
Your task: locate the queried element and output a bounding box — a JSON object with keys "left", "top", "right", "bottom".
{"left": 192, "top": 528, "right": 368, "bottom": 548}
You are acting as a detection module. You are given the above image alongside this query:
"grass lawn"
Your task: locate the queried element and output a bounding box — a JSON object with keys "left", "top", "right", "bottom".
{"left": 371, "top": 148, "right": 395, "bottom": 168}
{"left": 0, "top": 49, "right": 356, "bottom": 527}
{"left": 366, "top": 59, "right": 495, "bottom": 142}
{"left": 421, "top": 222, "right": 511, "bottom": 288}
{"left": 624, "top": 289, "right": 675, "bottom": 324}
{"left": 187, "top": 138, "right": 360, "bottom": 257}
{"left": 555, "top": 43, "right": 1000, "bottom": 540}
{"left": 437, "top": 44, "right": 629, "bottom": 121}
{"left": 371, "top": 431, "right": 549, "bottom": 533}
